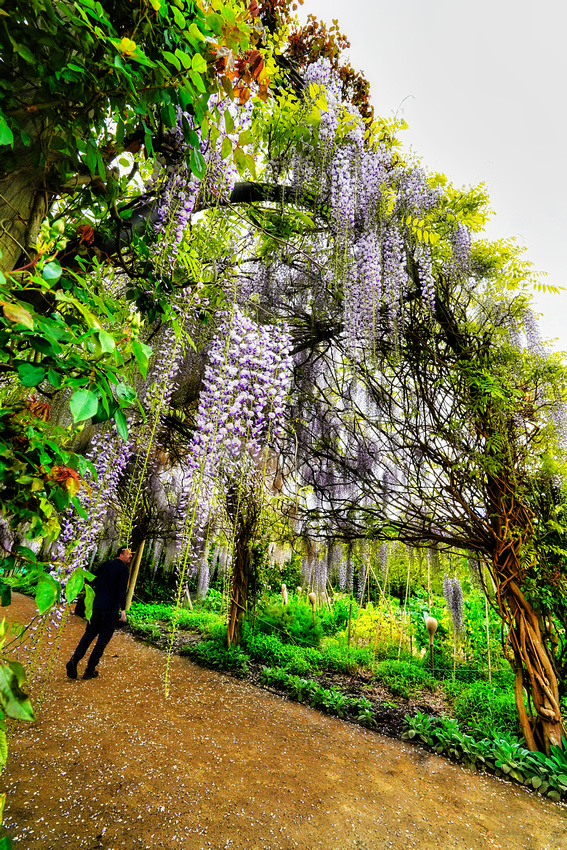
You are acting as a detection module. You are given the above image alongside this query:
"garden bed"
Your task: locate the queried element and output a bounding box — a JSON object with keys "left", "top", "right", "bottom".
{"left": 122, "top": 601, "right": 567, "bottom": 803}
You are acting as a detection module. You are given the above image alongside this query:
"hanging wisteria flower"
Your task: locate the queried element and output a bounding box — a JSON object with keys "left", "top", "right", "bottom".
{"left": 443, "top": 573, "right": 464, "bottom": 632}
{"left": 185, "top": 307, "right": 292, "bottom": 482}
{"left": 52, "top": 426, "right": 132, "bottom": 603}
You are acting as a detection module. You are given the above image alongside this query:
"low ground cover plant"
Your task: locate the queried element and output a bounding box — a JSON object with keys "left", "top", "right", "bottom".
{"left": 403, "top": 712, "right": 567, "bottom": 801}
{"left": 258, "top": 666, "right": 378, "bottom": 726}
{"left": 180, "top": 641, "right": 250, "bottom": 678}
{"left": 374, "top": 659, "right": 436, "bottom": 698}
{"left": 446, "top": 680, "right": 520, "bottom": 734}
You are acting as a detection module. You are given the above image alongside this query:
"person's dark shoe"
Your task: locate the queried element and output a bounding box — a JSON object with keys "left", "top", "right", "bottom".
{"left": 66, "top": 658, "right": 78, "bottom": 680}
{"left": 82, "top": 669, "right": 99, "bottom": 680}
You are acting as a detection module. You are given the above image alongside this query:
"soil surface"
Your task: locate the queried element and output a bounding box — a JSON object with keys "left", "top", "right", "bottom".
{"left": 1, "top": 593, "right": 567, "bottom": 850}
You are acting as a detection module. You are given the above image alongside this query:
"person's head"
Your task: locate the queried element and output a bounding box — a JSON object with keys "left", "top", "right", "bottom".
{"left": 117, "top": 546, "right": 133, "bottom": 563}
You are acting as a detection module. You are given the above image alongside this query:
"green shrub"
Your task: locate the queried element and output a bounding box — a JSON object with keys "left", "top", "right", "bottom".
{"left": 195, "top": 588, "right": 224, "bottom": 613}
{"left": 128, "top": 602, "right": 173, "bottom": 623}
{"left": 243, "top": 629, "right": 322, "bottom": 674}
{"left": 175, "top": 609, "right": 220, "bottom": 634}
{"left": 252, "top": 599, "right": 323, "bottom": 647}
{"left": 452, "top": 680, "right": 520, "bottom": 734}
{"left": 320, "top": 644, "right": 374, "bottom": 675}
{"left": 318, "top": 597, "right": 357, "bottom": 635}
{"left": 181, "top": 640, "right": 250, "bottom": 678}
{"left": 130, "top": 621, "right": 161, "bottom": 641}
{"left": 374, "top": 660, "right": 436, "bottom": 698}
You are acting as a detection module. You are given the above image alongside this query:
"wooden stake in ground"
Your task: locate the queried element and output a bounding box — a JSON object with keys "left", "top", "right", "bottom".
{"left": 126, "top": 540, "right": 146, "bottom": 611}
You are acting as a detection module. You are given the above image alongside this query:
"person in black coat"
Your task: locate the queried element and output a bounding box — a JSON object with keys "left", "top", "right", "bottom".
{"left": 66, "top": 546, "right": 132, "bottom": 681}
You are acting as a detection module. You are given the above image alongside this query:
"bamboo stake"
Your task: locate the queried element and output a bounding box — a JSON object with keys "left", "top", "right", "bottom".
{"left": 398, "top": 548, "right": 412, "bottom": 660}
{"left": 126, "top": 539, "right": 146, "bottom": 611}
{"left": 485, "top": 588, "right": 492, "bottom": 684}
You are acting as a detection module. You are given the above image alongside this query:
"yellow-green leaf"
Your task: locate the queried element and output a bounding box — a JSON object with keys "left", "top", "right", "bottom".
{"left": 233, "top": 146, "right": 246, "bottom": 176}
{"left": 238, "top": 129, "right": 253, "bottom": 146}
{"left": 191, "top": 53, "right": 207, "bottom": 74}
{"left": 224, "top": 109, "right": 234, "bottom": 135}
{"left": 0, "top": 300, "right": 34, "bottom": 330}
{"left": 221, "top": 135, "right": 232, "bottom": 159}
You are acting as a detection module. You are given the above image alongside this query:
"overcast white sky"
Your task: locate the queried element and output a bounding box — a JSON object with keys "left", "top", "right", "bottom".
{"left": 299, "top": 0, "right": 567, "bottom": 351}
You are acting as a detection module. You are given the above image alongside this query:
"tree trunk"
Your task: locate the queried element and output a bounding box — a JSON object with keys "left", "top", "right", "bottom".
{"left": 227, "top": 528, "right": 252, "bottom": 647}
{"left": 0, "top": 168, "right": 48, "bottom": 274}
{"left": 489, "top": 478, "right": 564, "bottom": 753}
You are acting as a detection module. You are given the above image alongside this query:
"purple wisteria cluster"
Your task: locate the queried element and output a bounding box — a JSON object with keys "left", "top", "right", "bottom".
{"left": 414, "top": 244, "right": 436, "bottom": 312}
{"left": 549, "top": 401, "right": 567, "bottom": 453}
{"left": 154, "top": 165, "right": 200, "bottom": 275}
{"left": 137, "top": 326, "right": 184, "bottom": 451}
{"left": 186, "top": 308, "right": 292, "bottom": 480}
{"left": 56, "top": 428, "right": 132, "bottom": 567}
{"left": 450, "top": 223, "right": 472, "bottom": 277}
{"left": 400, "top": 167, "right": 440, "bottom": 216}
{"left": 523, "top": 308, "right": 545, "bottom": 357}
{"left": 285, "top": 60, "right": 490, "bottom": 363}
{"left": 153, "top": 105, "right": 239, "bottom": 275}
{"left": 51, "top": 426, "right": 132, "bottom": 607}
{"left": 291, "top": 60, "right": 451, "bottom": 359}
{"left": 443, "top": 573, "right": 464, "bottom": 633}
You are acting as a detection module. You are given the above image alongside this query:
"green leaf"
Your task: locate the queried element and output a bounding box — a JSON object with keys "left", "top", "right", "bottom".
{"left": 7, "top": 661, "right": 26, "bottom": 690}
{"left": 97, "top": 330, "right": 115, "bottom": 353}
{"left": 189, "top": 147, "right": 206, "bottom": 179}
{"left": 35, "top": 573, "right": 59, "bottom": 615}
{"left": 84, "top": 584, "right": 95, "bottom": 622}
{"left": 0, "top": 835, "right": 12, "bottom": 850}
{"left": 175, "top": 49, "right": 192, "bottom": 71}
{"left": 0, "top": 663, "right": 34, "bottom": 722}
{"left": 172, "top": 5, "right": 186, "bottom": 27}
{"left": 0, "top": 116, "right": 13, "bottom": 147}
{"left": 1, "top": 300, "right": 34, "bottom": 329}
{"left": 42, "top": 261, "right": 62, "bottom": 282}
{"left": 69, "top": 389, "right": 99, "bottom": 422}
{"left": 0, "top": 728, "right": 8, "bottom": 767}
{"left": 51, "top": 486, "right": 70, "bottom": 513}
{"left": 16, "top": 363, "right": 46, "bottom": 387}
{"left": 47, "top": 368, "right": 63, "bottom": 389}
{"left": 65, "top": 568, "right": 85, "bottom": 603}
{"left": 70, "top": 496, "right": 88, "bottom": 520}
{"left": 114, "top": 408, "right": 128, "bottom": 441}
{"left": 14, "top": 42, "right": 35, "bottom": 64}
{"left": 191, "top": 53, "right": 207, "bottom": 73}
{"left": 131, "top": 339, "right": 152, "bottom": 378}
{"left": 163, "top": 50, "right": 181, "bottom": 71}
{"left": 189, "top": 70, "right": 206, "bottom": 92}
{"left": 245, "top": 153, "right": 256, "bottom": 179}
{"left": 115, "top": 383, "right": 136, "bottom": 405}
{"left": 238, "top": 129, "right": 253, "bottom": 146}
{"left": 224, "top": 109, "right": 235, "bottom": 135}
{"left": 233, "top": 146, "right": 246, "bottom": 176}
{"left": 220, "top": 135, "right": 232, "bottom": 159}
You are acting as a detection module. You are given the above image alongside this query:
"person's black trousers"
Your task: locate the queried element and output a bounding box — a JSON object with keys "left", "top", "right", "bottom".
{"left": 71, "top": 608, "right": 116, "bottom": 672}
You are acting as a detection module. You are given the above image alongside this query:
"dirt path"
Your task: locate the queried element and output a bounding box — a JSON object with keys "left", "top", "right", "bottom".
{"left": 1, "top": 593, "right": 566, "bottom": 850}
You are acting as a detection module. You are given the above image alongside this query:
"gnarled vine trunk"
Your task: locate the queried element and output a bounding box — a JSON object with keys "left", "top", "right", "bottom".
{"left": 227, "top": 528, "right": 252, "bottom": 647}
{"left": 489, "top": 475, "right": 564, "bottom": 753}
{"left": 226, "top": 491, "right": 261, "bottom": 647}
